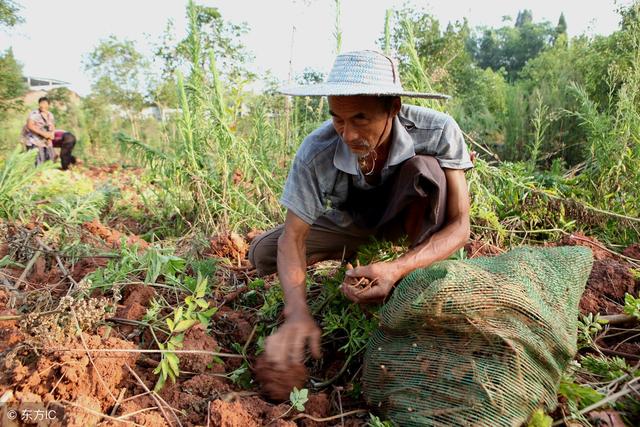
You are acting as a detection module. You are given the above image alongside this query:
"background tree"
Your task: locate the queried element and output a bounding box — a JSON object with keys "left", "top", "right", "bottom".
{"left": 0, "top": 47, "right": 27, "bottom": 119}
{"left": 83, "top": 36, "right": 149, "bottom": 138}
{"left": 469, "top": 10, "right": 555, "bottom": 80}
{"left": 0, "top": 0, "right": 23, "bottom": 29}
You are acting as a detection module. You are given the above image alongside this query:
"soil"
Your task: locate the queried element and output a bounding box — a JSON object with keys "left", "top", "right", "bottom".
{"left": 622, "top": 243, "right": 640, "bottom": 260}
{"left": 209, "top": 397, "right": 294, "bottom": 427}
{"left": 579, "top": 257, "right": 639, "bottom": 314}
{"left": 557, "top": 232, "right": 612, "bottom": 261}
{"left": 115, "top": 284, "right": 156, "bottom": 335}
{"left": 209, "top": 232, "right": 249, "bottom": 263}
{"left": 0, "top": 290, "right": 23, "bottom": 352}
{"left": 464, "top": 240, "right": 504, "bottom": 258}
{"left": 0, "top": 332, "right": 137, "bottom": 426}
{"left": 254, "top": 354, "right": 309, "bottom": 401}
{"left": 180, "top": 324, "right": 222, "bottom": 373}
{"left": 214, "top": 306, "right": 255, "bottom": 344}
{"left": 83, "top": 218, "right": 150, "bottom": 250}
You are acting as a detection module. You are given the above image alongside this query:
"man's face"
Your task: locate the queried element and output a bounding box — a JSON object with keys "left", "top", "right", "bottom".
{"left": 39, "top": 100, "right": 49, "bottom": 112}
{"left": 328, "top": 96, "right": 397, "bottom": 156}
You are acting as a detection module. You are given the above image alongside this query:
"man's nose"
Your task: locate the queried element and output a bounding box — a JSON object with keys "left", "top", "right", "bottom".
{"left": 341, "top": 123, "right": 359, "bottom": 144}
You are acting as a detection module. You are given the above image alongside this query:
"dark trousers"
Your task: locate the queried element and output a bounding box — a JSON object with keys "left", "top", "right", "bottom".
{"left": 249, "top": 155, "right": 448, "bottom": 275}
{"left": 52, "top": 132, "right": 76, "bottom": 170}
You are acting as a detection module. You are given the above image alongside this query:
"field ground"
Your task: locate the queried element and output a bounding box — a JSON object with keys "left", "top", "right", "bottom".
{"left": 0, "top": 163, "right": 639, "bottom": 427}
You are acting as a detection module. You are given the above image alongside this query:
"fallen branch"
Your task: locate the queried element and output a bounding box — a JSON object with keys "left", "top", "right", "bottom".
{"left": 125, "top": 363, "right": 180, "bottom": 427}
{"left": 16, "top": 249, "right": 41, "bottom": 287}
{"left": 36, "top": 348, "right": 244, "bottom": 358}
{"left": 59, "top": 398, "right": 143, "bottom": 426}
{"left": 552, "top": 378, "right": 640, "bottom": 426}
{"left": 291, "top": 409, "right": 369, "bottom": 423}
{"left": 599, "top": 314, "right": 638, "bottom": 325}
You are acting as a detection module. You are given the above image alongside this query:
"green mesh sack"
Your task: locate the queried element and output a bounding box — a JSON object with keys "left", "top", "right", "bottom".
{"left": 362, "top": 246, "right": 593, "bottom": 427}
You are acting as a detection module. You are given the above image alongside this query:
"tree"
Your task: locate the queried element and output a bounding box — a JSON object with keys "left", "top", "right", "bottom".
{"left": 469, "top": 10, "right": 555, "bottom": 80}
{"left": 0, "top": 47, "right": 26, "bottom": 117}
{"left": 155, "top": 3, "right": 253, "bottom": 83}
{"left": 0, "top": 0, "right": 23, "bottom": 29}
{"left": 515, "top": 10, "right": 533, "bottom": 28}
{"left": 84, "top": 36, "right": 149, "bottom": 138}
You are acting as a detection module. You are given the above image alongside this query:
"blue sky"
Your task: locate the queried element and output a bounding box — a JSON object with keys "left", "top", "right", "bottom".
{"left": 0, "top": 0, "right": 631, "bottom": 96}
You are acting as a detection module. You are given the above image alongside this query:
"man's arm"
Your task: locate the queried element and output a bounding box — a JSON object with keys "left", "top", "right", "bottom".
{"left": 27, "top": 119, "right": 52, "bottom": 140}
{"left": 278, "top": 210, "right": 311, "bottom": 318}
{"left": 342, "top": 168, "right": 471, "bottom": 303}
{"left": 263, "top": 210, "right": 321, "bottom": 368}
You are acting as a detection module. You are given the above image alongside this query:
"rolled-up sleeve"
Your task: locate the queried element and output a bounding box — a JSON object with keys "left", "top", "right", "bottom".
{"left": 435, "top": 117, "right": 473, "bottom": 170}
{"left": 280, "top": 158, "right": 325, "bottom": 225}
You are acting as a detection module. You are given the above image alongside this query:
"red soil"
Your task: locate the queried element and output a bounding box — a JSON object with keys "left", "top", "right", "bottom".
{"left": 622, "top": 243, "right": 640, "bottom": 260}
{"left": 83, "top": 218, "right": 149, "bottom": 250}
{"left": 209, "top": 232, "right": 249, "bottom": 263}
{"left": 115, "top": 284, "right": 156, "bottom": 334}
{"left": 254, "top": 354, "right": 308, "bottom": 401}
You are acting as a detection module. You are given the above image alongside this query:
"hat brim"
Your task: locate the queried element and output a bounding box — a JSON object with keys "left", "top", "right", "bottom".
{"left": 279, "top": 83, "right": 450, "bottom": 100}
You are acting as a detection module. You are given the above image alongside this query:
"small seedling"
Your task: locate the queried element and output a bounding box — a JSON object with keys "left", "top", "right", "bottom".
{"left": 623, "top": 293, "right": 640, "bottom": 320}
{"left": 289, "top": 387, "right": 309, "bottom": 412}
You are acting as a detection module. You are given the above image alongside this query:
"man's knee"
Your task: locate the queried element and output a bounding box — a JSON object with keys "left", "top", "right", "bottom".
{"left": 248, "top": 227, "right": 281, "bottom": 275}
{"left": 404, "top": 155, "right": 444, "bottom": 177}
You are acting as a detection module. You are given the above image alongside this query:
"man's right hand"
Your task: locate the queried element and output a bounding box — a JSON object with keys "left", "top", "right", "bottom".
{"left": 264, "top": 312, "right": 321, "bottom": 370}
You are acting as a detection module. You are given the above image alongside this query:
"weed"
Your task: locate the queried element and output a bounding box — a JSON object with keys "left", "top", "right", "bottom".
{"left": 577, "top": 312, "right": 608, "bottom": 350}
{"left": 623, "top": 293, "right": 640, "bottom": 320}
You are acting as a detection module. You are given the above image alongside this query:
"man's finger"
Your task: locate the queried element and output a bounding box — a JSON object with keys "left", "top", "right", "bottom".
{"left": 309, "top": 328, "right": 321, "bottom": 359}
{"left": 340, "top": 283, "right": 362, "bottom": 303}
{"left": 264, "top": 334, "right": 285, "bottom": 367}
{"left": 290, "top": 328, "right": 306, "bottom": 365}
{"left": 354, "top": 283, "right": 388, "bottom": 303}
{"left": 346, "top": 265, "right": 373, "bottom": 277}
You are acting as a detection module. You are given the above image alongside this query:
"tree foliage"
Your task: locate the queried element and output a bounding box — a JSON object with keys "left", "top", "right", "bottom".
{"left": 0, "top": 0, "right": 22, "bottom": 29}
{"left": 468, "top": 10, "right": 557, "bottom": 80}
{"left": 0, "top": 47, "right": 26, "bottom": 118}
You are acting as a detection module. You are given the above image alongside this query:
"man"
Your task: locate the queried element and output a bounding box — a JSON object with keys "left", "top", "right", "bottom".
{"left": 250, "top": 50, "right": 473, "bottom": 372}
{"left": 22, "top": 96, "right": 56, "bottom": 165}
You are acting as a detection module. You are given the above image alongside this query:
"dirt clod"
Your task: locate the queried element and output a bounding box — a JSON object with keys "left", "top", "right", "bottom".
{"left": 254, "top": 355, "right": 308, "bottom": 401}
{"left": 210, "top": 232, "right": 249, "bottom": 261}
{"left": 579, "top": 258, "right": 638, "bottom": 315}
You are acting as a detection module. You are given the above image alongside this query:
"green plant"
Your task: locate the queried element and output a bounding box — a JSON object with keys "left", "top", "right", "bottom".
{"left": 577, "top": 312, "right": 608, "bottom": 350}
{"left": 581, "top": 354, "right": 632, "bottom": 381}
{"left": 526, "top": 409, "right": 552, "bottom": 427}
{"left": 0, "top": 148, "right": 53, "bottom": 220}
{"left": 368, "top": 413, "right": 394, "bottom": 427}
{"left": 558, "top": 377, "right": 605, "bottom": 410}
{"left": 623, "top": 293, "right": 640, "bottom": 320}
{"left": 153, "top": 273, "right": 217, "bottom": 390}
{"left": 289, "top": 387, "right": 308, "bottom": 412}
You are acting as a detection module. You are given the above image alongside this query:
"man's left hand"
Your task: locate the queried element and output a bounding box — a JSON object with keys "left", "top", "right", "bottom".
{"left": 340, "top": 262, "right": 400, "bottom": 304}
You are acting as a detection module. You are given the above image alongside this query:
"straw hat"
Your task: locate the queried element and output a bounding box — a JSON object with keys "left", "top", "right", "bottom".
{"left": 279, "top": 50, "right": 449, "bottom": 99}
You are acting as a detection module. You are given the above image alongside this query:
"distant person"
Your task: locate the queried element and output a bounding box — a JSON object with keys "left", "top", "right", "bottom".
{"left": 52, "top": 130, "right": 77, "bottom": 170}
{"left": 21, "top": 96, "right": 56, "bottom": 165}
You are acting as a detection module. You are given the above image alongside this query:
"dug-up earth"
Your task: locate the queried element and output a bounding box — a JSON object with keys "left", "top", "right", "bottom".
{"left": 0, "top": 164, "right": 639, "bottom": 426}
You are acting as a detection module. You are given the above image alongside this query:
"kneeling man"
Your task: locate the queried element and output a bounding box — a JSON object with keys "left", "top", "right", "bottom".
{"left": 250, "top": 50, "right": 473, "bottom": 370}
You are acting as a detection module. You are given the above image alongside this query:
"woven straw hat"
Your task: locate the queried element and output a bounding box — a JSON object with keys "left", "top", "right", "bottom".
{"left": 279, "top": 50, "right": 449, "bottom": 99}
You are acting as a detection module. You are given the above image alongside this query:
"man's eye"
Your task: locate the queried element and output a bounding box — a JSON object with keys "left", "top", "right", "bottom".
{"left": 354, "top": 118, "right": 369, "bottom": 126}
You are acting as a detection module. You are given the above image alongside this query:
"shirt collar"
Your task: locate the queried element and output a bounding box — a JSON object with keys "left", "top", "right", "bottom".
{"left": 332, "top": 115, "right": 416, "bottom": 175}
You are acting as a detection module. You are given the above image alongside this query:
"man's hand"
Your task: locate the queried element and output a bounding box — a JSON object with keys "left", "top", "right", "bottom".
{"left": 340, "top": 261, "right": 401, "bottom": 303}
{"left": 263, "top": 312, "right": 321, "bottom": 370}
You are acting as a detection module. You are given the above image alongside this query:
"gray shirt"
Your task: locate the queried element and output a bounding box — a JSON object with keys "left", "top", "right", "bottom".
{"left": 280, "top": 104, "right": 473, "bottom": 226}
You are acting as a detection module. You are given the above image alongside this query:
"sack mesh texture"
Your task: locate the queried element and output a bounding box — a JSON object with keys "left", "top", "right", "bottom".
{"left": 362, "top": 246, "right": 593, "bottom": 427}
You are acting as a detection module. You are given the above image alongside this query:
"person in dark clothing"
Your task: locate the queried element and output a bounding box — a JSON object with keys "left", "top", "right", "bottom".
{"left": 52, "top": 130, "right": 77, "bottom": 170}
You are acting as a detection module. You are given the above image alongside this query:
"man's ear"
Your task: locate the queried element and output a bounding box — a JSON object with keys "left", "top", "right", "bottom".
{"left": 391, "top": 96, "right": 402, "bottom": 116}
